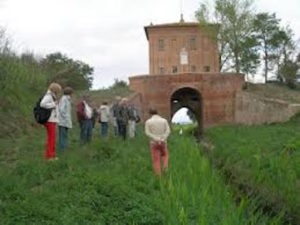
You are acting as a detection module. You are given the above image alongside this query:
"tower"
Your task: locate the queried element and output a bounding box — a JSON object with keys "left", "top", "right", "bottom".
{"left": 144, "top": 21, "right": 219, "bottom": 75}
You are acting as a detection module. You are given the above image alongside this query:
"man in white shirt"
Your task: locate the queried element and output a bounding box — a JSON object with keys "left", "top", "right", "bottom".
{"left": 145, "top": 108, "right": 171, "bottom": 176}
{"left": 99, "top": 102, "right": 110, "bottom": 138}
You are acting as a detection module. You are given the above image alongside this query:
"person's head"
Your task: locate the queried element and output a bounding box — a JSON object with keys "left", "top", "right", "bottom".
{"left": 115, "top": 96, "right": 121, "bottom": 103}
{"left": 49, "top": 82, "right": 62, "bottom": 97}
{"left": 82, "top": 93, "right": 89, "bottom": 101}
{"left": 63, "top": 87, "right": 74, "bottom": 96}
{"left": 149, "top": 108, "right": 158, "bottom": 116}
{"left": 102, "top": 101, "right": 108, "bottom": 105}
{"left": 120, "top": 98, "right": 128, "bottom": 106}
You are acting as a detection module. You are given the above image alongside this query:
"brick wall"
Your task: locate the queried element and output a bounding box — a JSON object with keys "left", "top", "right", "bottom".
{"left": 129, "top": 73, "right": 245, "bottom": 128}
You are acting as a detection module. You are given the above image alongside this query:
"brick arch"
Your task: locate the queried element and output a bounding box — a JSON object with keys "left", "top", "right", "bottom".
{"left": 129, "top": 73, "right": 244, "bottom": 130}
{"left": 170, "top": 87, "right": 204, "bottom": 136}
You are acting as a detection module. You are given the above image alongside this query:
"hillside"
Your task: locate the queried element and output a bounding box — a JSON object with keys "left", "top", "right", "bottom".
{"left": 246, "top": 83, "right": 300, "bottom": 103}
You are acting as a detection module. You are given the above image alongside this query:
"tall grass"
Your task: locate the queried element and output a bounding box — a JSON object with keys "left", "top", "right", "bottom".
{"left": 0, "top": 125, "right": 285, "bottom": 224}
{"left": 206, "top": 115, "right": 300, "bottom": 224}
{"left": 160, "top": 134, "right": 284, "bottom": 225}
{"left": 0, "top": 56, "right": 47, "bottom": 138}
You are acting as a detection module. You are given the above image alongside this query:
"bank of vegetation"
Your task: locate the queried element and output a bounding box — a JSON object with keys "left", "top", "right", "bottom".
{"left": 203, "top": 114, "right": 300, "bottom": 224}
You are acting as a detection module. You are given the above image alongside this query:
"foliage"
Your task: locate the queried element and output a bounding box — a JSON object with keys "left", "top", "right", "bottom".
{"left": 41, "top": 52, "right": 94, "bottom": 90}
{"left": 253, "top": 13, "right": 283, "bottom": 82}
{"left": 0, "top": 27, "right": 11, "bottom": 55}
{"left": 110, "top": 78, "right": 128, "bottom": 89}
{"left": 0, "top": 125, "right": 285, "bottom": 224}
{"left": 278, "top": 59, "right": 299, "bottom": 89}
{"left": 206, "top": 115, "right": 300, "bottom": 224}
{"left": 0, "top": 54, "right": 47, "bottom": 138}
{"left": 196, "top": 0, "right": 259, "bottom": 74}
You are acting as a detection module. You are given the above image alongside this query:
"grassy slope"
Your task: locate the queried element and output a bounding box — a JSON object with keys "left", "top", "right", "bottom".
{"left": 246, "top": 83, "right": 300, "bottom": 103}
{"left": 0, "top": 125, "right": 283, "bottom": 225}
{"left": 206, "top": 114, "right": 300, "bottom": 224}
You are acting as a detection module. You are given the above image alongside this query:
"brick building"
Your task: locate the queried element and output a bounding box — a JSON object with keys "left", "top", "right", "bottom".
{"left": 145, "top": 20, "right": 219, "bottom": 75}
{"left": 129, "top": 19, "right": 244, "bottom": 135}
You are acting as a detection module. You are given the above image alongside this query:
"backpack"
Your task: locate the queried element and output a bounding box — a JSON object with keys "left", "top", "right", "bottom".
{"left": 33, "top": 95, "right": 54, "bottom": 124}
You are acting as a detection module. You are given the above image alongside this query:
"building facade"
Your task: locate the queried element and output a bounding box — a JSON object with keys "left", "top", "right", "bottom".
{"left": 144, "top": 22, "right": 219, "bottom": 75}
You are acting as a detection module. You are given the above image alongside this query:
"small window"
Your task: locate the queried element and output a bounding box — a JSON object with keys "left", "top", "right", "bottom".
{"left": 191, "top": 65, "right": 196, "bottom": 72}
{"left": 158, "top": 39, "right": 164, "bottom": 51}
{"left": 204, "top": 66, "right": 210, "bottom": 72}
{"left": 190, "top": 38, "right": 196, "bottom": 50}
{"left": 172, "top": 66, "right": 178, "bottom": 74}
{"left": 159, "top": 67, "right": 165, "bottom": 74}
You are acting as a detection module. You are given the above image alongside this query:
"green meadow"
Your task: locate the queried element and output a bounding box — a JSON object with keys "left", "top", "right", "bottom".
{"left": 0, "top": 125, "right": 290, "bottom": 225}
{"left": 1, "top": 54, "right": 299, "bottom": 224}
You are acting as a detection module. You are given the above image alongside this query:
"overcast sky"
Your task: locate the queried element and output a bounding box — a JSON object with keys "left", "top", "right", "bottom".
{"left": 0, "top": 0, "right": 299, "bottom": 89}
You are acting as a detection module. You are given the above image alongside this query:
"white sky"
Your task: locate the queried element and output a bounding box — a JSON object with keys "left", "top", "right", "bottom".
{"left": 0, "top": 0, "right": 300, "bottom": 89}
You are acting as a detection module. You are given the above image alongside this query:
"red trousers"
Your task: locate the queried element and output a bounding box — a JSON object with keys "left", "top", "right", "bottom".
{"left": 150, "top": 141, "right": 168, "bottom": 176}
{"left": 44, "top": 122, "right": 56, "bottom": 159}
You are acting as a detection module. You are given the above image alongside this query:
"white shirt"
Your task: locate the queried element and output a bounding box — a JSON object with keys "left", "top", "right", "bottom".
{"left": 145, "top": 115, "right": 170, "bottom": 142}
{"left": 40, "top": 90, "right": 58, "bottom": 123}
{"left": 99, "top": 105, "right": 110, "bottom": 123}
{"left": 83, "top": 101, "right": 92, "bottom": 119}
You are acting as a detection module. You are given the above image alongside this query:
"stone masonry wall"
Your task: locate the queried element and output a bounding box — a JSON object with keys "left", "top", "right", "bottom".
{"left": 235, "top": 92, "right": 300, "bottom": 125}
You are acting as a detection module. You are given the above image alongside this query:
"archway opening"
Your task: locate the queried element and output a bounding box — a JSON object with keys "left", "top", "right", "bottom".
{"left": 170, "top": 87, "right": 203, "bottom": 138}
{"left": 171, "top": 107, "right": 195, "bottom": 124}
{"left": 171, "top": 107, "right": 198, "bottom": 136}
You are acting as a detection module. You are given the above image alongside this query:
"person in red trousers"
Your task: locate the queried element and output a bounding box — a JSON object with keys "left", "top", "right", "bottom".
{"left": 145, "top": 108, "right": 171, "bottom": 176}
{"left": 40, "top": 83, "right": 61, "bottom": 160}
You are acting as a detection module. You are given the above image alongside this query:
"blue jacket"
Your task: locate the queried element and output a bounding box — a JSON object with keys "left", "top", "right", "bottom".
{"left": 58, "top": 95, "right": 72, "bottom": 128}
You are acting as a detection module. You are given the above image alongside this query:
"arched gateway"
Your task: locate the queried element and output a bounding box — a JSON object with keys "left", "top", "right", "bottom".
{"left": 129, "top": 73, "right": 244, "bottom": 135}
{"left": 171, "top": 87, "right": 203, "bottom": 135}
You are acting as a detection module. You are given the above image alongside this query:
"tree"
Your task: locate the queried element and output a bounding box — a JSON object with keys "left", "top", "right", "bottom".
{"left": 253, "top": 13, "right": 284, "bottom": 82}
{"left": 41, "top": 52, "right": 94, "bottom": 90}
{"left": 196, "top": 0, "right": 259, "bottom": 74}
{"left": 278, "top": 59, "right": 299, "bottom": 89}
{"left": 0, "top": 27, "right": 11, "bottom": 55}
{"left": 110, "top": 78, "right": 128, "bottom": 89}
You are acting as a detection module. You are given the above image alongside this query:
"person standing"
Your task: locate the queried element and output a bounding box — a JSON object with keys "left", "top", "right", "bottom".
{"left": 128, "top": 104, "right": 138, "bottom": 138}
{"left": 99, "top": 101, "right": 110, "bottom": 138}
{"left": 58, "top": 87, "right": 73, "bottom": 151}
{"left": 77, "top": 95, "right": 93, "bottom": 144}
{"left": 145, "top": 108, "right": 170, "bottom": 176}
{"left": 116, "top": 98, "right": 129, "bottom": 140}
{"left": 40, "top": 82, "right": 62, "bottom": 160}
{"left": 111, "top": 96, "right": 121, "bottom": 136}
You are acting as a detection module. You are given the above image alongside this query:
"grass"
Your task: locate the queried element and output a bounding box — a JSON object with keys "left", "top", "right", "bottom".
{"left": 1, "top": 54, "right": 298, "bottom": 224}
{"left": 205, "top": 114, "right": 300, "bottom": 224}
{"left": 0, "top": 56, "right": 47, "bottom": 138}
{"left": 0, "top": 123, "right": 286, "bottom": 225}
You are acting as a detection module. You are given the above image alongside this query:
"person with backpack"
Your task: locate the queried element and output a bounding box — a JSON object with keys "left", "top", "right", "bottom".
{"left": 40, "top": 82, "right": 62, "bottom": 160}
{"left": 58, "top": 87, "right": 73, "bottom": 151}
{"left": 77, "top": 94, "right": 93, "bottom": 144}
{"left": 98, "top": 101, "right": 110, "bottom": 138}
{"left": 145, "top": 108, "right": 170, "bottom": 176}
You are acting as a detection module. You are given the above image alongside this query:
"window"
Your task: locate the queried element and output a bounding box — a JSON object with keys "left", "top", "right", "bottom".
{"left": 172, "top": 66, "right": 178, "bottom": 74}
{"left": 204, "top": 66, "right": 210, "bottom": 72}
{"left": 191, "top": 65, "right": 196, "bottom": 72}
{"left": 159, "top": 67, "right": 165, "bottom": 74}
{"left": 158, "top": 39, "right": 164, "bottom": 51}
{"left": 190, "top": 38, "right": 196, "bottom": 50}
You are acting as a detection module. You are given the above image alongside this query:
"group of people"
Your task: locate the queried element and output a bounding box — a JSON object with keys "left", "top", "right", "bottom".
{"left": 40, "top": 82, "right": 171, "bottom": 176}
{"left": 76, "top": 95, "right": 140, "bottom": 144}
